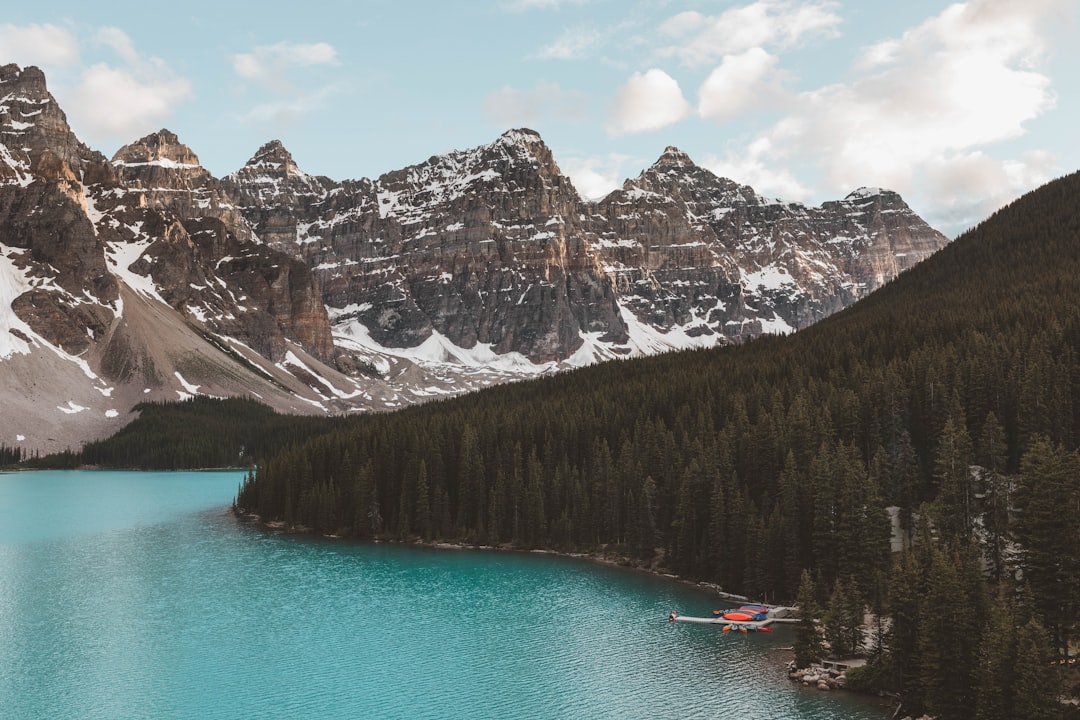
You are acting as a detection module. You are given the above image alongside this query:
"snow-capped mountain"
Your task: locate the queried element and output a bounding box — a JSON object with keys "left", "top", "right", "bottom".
{"left": 228, "top": 129, "right": 947, "bottom": 360}
{"left": 0, "top": 64, "right": 949, "bottom": 452}
{"left": 592, "top": 146, "right": 946, "bottom": 339}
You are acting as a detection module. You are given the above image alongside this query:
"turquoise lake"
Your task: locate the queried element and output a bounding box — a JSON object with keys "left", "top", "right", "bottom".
{"left": 0, "top": 470, "right": 888, "bottom": 719}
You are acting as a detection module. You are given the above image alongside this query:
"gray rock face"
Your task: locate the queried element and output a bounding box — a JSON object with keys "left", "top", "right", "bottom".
{"left": 0, "top": 65, "right": 119, "bottom": 354}
{"left": 227, "top": 134, "right": 949, "bottom": 359}
{"left": 230, "top": 129, "right": 628, "bottom": 362}
{"left": 0, "top": 63, "right": 111, "bottom": 183}
{"left": 110, "top": 129, "right": 251, "bottom": 242}
{"left": 0, "top": 65, "right": 334, "bottom": 367}
{"left": 93, "top": 129, "right": 336, "bottom": 364}
{"left": 590, "top": 147, "right": 949, "bottom": 339}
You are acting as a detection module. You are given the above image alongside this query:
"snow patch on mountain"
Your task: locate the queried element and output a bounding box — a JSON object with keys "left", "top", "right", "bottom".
{"left": 741, "top": 265, "right": 797, "bottom": 292}
{"left": 0, "top": 246, "right": 35, "bottom": 358}
{"left": 105, "top": 240, "right": 164, "bottom": 306}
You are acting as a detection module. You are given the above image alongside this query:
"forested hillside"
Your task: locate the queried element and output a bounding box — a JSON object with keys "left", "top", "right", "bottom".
{"left": 29, "top": 397, "right": 346, "bottom": 470}
{"left": 236, "top": 172, "right": 1080, "bottom": 718}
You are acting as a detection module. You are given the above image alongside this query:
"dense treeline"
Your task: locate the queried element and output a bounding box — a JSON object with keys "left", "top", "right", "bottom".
{"left": 27, "top": 396, "right": 346, "bottom": 470}
{"left": 0, "top": 443, "right": 24, "bottom": 466}
{"left": 236, "top": 173, "right": 1080, "bottom": 718}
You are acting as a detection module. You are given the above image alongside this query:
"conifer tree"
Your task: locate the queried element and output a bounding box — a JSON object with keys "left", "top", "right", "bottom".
{"left": 974, "top": 596, "right": 1016, "bottom": 720}
{"left": 486, "top": 467, "right": 505, "bottom": 546}
{"left": 934, "top": 410, "right": 975, "bottom": 544}
{"left": 794, "top": 570, "right": 825, "bottom": 669}
{"left": 456, "top": 424, "right": 484, "bottom": 534}
{"left": 415, "top": 460, "right": 432, "bottom": 540}
{"left": 889, "top": 429, "right": 919, "bottom": 542}
{"left": 824, "top": 575, "right": 864, "bottom": 658}
{"left": 918, "top": 547, "right": 984, "bottom": 720}
{"left": 1011, "top": 618, "right": 1063, "bottom": 720}
{"left": 1015, "top": 435, "right": 1080, "bottom": 660}
{"left": 777, "top": 450, "right": 805, "bottom": 595}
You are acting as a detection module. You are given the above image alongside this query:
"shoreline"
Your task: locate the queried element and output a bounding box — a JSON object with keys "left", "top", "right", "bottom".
{"left": 232, "top": 509, "right": 754, "bottom": 606}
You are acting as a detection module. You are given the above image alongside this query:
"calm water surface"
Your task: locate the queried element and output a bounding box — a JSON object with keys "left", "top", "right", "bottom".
{"left": 0, "top": 470, "right": 888, "bottom": 719}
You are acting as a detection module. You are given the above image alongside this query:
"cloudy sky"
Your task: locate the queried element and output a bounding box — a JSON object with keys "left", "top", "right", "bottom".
{"left": 1, "top": 0, "right": 1076, "bottom": 237}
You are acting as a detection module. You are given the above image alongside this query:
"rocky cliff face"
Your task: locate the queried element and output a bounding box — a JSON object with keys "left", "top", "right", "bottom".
{"left": 590, "top": 147, "right": 948, "bottom": 339}
{"left": 224, "top": 139, "right": 334, "bottom": 254}
{"left": 91, "top": 130, "right": 335, "bottom": 364}
{"left": 0, "top": 65, "right": 334, "bottom": 371}
{"left": 228, "top": 129, "right": 627, "bottom": 362}
{"left": 226, "top": 133, "right": 948, "bottom": 358}
{"left": 0, "top": 64, "right": 119, "bottom": 354}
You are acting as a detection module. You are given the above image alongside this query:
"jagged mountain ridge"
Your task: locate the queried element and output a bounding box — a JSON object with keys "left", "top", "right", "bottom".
{"left": 0, "top": 63, "right": 948, "bottom": 452}
{"left": 228, "top": 129, "right": 947, "bottom": 359}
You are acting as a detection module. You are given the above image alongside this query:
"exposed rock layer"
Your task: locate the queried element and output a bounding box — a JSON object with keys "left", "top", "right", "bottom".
{"left": 229, "top": 132, "right": 948, "bottom": 356}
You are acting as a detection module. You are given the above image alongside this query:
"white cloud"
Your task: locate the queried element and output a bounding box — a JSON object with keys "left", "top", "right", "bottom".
{"left": 483, "top": 83, "right": 588, "bottom": 127}
{"left": 95, "top": 26, "right": 140, "bottom": 66}
{"left": 921, "top": 149, "right": 1058, "bottom": 234}
{"left": 608, "top": 69, "right": 692, "bottom": 135}
{"left": 536, "top": 26, "right": 603, "bottom": 60}
{"left": 812, "top": 1, "right": 1054, "bottom": 190}
{"left": 707, "top": 0, "right": 1065, "bottom": 235}
{"left": 0, "top": 23, "right": 79, "bottom": 68}
{"left": 658, "top": 1, "right": 841, "bottom": 68}
{"left": 69, "top": 63, "right": 192, "bottom": 140}
{"left": 703, "top": 135, "right": 812, "bottom": 201}
{"left": 63, "top": 28, "right": 192, "bottom": 145}
{"left": 232, "top": 42, "right": 339, "bottom": 89}
{"left": 560, "top": 153, "right": 633, "bottom": 200}
{"left": 231, "top": 41, "right": 343, "bottom": 131}
{"left": 697, "top": 47, "right": 787, "bottom": 123}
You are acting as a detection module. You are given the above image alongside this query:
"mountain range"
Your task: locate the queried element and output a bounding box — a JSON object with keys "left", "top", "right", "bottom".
{"left": 0, "top": 63, "right": 949, "bottom": 453}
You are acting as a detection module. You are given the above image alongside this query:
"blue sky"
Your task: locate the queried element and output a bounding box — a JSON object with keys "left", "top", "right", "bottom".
{"left": 1, "top": 0, "right": 1077, "bottom": 237}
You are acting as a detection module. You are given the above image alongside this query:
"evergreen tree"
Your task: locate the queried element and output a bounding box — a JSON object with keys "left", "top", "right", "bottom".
{"left": 978, "top": 412, "right": 1011, "bottom": 583}
{"left": 974, "top": 596, "right": 1016, "bottom": 720}
{"left": 823, "top": 575, "right": 864, "bottom": 658}
{"left": 415, "top": 460, "right": 432, "bottom": 540}
{"left": 1012, "top": 618, "right": 1063, "bottom": 720}
{"left": 630, "top": 476, "right": 659, "bottom": 560}
{"left": 794, "top": 569, "right": 825, "bottom": 669}
{"left": 934, "top": 408, "right": 975, "bottom": 545}
{"left": 1015, "top": 436, "right": 1080, "bottom": 660}
{"left": 456, "top": 424, "right": 485, "bottom": 536}
{"left": 889, "top": 429, "right": 920, "bottom": 542}
{"left": 918, "top": 547, "right": 985, "bottom": 720}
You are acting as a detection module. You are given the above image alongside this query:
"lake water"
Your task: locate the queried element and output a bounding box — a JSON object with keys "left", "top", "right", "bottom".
{"left": 0, "top": 470, "right": 887, "bottom": 719}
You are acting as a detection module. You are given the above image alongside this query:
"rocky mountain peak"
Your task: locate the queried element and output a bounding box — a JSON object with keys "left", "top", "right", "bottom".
{"left": 112, "top": 129, "right": 202, "bottom": 168}
{"left": 246, "top": 140, "right": 302, "bottom": 176}
{"left": 845, "top": 186, "right": 885, "bottom": 201}
{"left": 490, "top": 127, "right": 563, "bottom": 177}
{"left": 226, "top": 139, "right": 330, "bottom": 225}
{"left": 0, "top": 63, "right": 107, "bottom": 183}
{"left": 0, "top": 63, "right": 48, "bottom": 96}
{"left": 496, "top": 127, "right": 543, "bottom": 150}
{"left": 2, "top": 62, "right": 956, "bottom": 455}
{"left": 651, "top": 145, "right": 696, "bottom": 171}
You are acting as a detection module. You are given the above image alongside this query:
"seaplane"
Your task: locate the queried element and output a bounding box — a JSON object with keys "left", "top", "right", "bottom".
{"left": 667, "top": 605, "right": 776, "bottom": 633}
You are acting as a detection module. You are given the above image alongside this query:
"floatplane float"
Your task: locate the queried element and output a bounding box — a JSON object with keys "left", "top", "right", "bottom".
{"left": 667, "top": 604, "right": 785, "bottom": 633}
